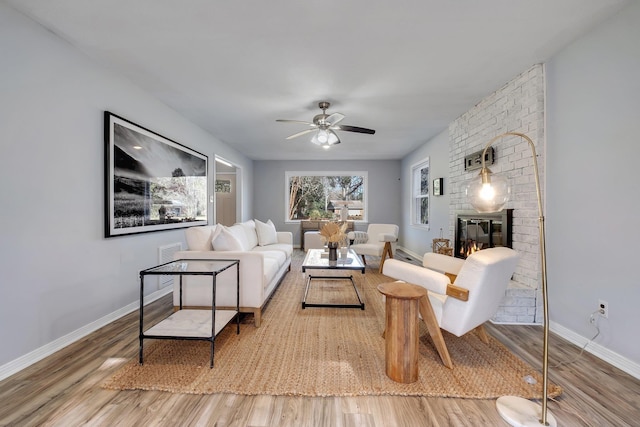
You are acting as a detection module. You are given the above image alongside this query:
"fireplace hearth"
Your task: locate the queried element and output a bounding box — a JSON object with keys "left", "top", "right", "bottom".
{"left": 454, "top": 209, "right": 513, "bottom": 259}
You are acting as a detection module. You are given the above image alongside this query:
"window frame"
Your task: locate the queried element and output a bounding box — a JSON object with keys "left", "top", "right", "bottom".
{"left": 411, "top": 158, "right": 430, "bottom": 229}
{"left": 284, "top": 171, "right": 368, "bottom": 223}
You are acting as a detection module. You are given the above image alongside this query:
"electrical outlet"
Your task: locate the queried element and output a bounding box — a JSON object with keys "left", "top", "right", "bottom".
{"left": 598, "top": 300, "right": 608, "bottom": 318}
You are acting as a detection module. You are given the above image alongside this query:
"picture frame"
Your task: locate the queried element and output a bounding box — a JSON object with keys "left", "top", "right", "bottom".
{"left": 104, "top": 111, "right": 208, "bottom": 237}
{"left": 433, "top": 177, "right": 444, "bottom": 196}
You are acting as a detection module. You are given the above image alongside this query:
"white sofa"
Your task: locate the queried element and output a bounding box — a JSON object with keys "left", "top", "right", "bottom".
{"left": 172, "top": 220, "right": 293, "bottom": 327}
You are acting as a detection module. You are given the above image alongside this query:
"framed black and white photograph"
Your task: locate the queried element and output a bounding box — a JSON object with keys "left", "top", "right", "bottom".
{"left": 104, "top": 111, "right": 208, "bottom": 237}
{"left": 433, "top": 177, "right": 443, "bottom": 196}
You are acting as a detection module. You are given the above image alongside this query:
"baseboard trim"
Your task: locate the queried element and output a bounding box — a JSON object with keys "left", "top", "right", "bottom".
{"left": 395, "top": 245, "right": 422, "bottom": 262}
{"left": 0, "top": 287, "right": 172, "bottom": 382}
{"left": 550, "top": 320, "right": 640, "bottom": 379}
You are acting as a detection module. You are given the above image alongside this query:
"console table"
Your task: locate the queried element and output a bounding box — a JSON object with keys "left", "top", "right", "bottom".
{"left": 300, "top": 220, "right": 354, "bottom": 250}
{"left": 138, "top": 258, "right": 240, "bottom": 368}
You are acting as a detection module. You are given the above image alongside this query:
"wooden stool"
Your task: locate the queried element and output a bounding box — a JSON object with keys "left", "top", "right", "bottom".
{"left": 377, "top": 282, "right": 427, "bottom": 383}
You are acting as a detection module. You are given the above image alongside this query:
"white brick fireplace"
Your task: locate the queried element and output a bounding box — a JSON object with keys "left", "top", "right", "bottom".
{"left": 448, "top": 64, "right": 545, "bottom": 324}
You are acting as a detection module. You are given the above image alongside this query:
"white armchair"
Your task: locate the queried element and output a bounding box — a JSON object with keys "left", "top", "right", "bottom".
{"left": 382, "top": 247, "right": 519, "bottom": 368}
{"left": 348, "top": 224, "right": 399, "bottom": 273}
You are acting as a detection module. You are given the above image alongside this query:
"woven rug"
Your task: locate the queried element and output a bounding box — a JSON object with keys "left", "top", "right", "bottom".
{"left": 103, "top": 252, "right": 562, "bottom": 399}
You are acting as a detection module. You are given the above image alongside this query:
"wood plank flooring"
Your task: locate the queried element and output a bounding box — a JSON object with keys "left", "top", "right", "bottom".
{"left": 1, "top": 262, "right": 639, "bottom": 426}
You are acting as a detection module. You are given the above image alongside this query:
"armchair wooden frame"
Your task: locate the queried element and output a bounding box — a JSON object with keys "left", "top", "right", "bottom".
{"left": 416, "top": 275, "right": 490, "bottom": 369}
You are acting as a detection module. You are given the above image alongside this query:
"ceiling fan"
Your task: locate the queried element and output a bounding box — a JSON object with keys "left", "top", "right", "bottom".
{"left": 276, "top": 101, "right": 375, "bottom": 147}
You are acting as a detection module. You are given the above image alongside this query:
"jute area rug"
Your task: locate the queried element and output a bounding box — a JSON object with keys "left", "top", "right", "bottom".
{"left": 103, "top": 252, "right": 562, "bottom": 399}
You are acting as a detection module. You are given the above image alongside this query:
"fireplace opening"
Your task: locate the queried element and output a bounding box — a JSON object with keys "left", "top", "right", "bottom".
{"left": 454, "top": 209, "right": 513, "bottom": 259}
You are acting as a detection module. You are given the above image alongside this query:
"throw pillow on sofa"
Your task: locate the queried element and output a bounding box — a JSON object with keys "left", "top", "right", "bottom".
{"left": 211, "top": 225, "right": 244, "bottom": 251}
{"left": 255, "top": 219, "right": 278, "bottom": 246}
{"left": 185, "top": 225, "right": 218, "bottom": 250}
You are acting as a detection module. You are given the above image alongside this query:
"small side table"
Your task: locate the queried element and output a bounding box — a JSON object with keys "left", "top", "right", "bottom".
{"left": 377, "top": 281, "right": 427, "bottom": 383}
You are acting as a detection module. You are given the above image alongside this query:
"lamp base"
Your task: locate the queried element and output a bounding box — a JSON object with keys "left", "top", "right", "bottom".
{"left": 496, "top": 396, "right": 557, "bottom": 427}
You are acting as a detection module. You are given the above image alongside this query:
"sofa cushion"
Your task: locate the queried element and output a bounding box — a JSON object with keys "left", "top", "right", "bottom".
{"left": 252, "top": 249, "right": 287, "bottom": 269}
{"left": 227, "top": 224, "right": 252, "bottom": 251}
{"left": 237, "top": 220, "right": 259, "bottom": 249}
{"left": 262, "top": 256, "right": 281, "bottom": 288}
{"left": 255, "top": 219, "right": 278, "bottom": 246}
{"left": 212, "top": 226, "right": 244, "bottom": 251}
{"left": 252, "top": 243, "right": 293, "bottom": 258}
{"left": 185, "top": 225, "right": 217, "bottom": 251}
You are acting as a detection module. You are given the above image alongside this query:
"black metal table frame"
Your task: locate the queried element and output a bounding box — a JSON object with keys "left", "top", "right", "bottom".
{"left": 302, "top": 274, "right": 365, "bottom": 310}
{"left": 138, "top": 258, "right": 240, "bottom": 368}
{"left": 301, "top": 249, "right": 365, "bottom": 310}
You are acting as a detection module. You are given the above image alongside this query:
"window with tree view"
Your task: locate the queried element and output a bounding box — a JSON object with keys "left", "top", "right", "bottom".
{"left": 285, "top": 172, "right": 367, "bottom": 222}
{"left": 412, "top": 158, "right": 429, "bottom": 227}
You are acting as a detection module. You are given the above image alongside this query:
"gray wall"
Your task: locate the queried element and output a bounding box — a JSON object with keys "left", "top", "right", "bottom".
{"left": 253, "top": 160, "right": 402, "bottom": 246}
{"left": 0, "top": 3, "right": 253, "bottom": 368}
{"left": 399, "top": 129, "right": 451, "bottom": 258}
{"left": 545, "top": 2, "right": 640, "bottom": 365}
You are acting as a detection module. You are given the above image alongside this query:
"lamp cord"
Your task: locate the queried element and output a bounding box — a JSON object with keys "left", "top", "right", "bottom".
{"left": 551, "top": 310, "right": 601, "bottom": 369}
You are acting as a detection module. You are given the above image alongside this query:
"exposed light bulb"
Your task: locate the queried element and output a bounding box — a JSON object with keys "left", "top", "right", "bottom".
{"left": 480, "top": 183, "right": 495, "bottom": 200}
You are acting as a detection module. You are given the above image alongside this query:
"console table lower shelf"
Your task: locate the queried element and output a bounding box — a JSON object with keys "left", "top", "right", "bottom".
{"left": 140, "top": 309, "right": 237, "bottom": 368}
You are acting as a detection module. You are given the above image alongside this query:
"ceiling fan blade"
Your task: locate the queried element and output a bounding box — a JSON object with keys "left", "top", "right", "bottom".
{"left": 325, "top": 112, "right": 345, "bottom": 126}
{"left": 336, "top": 125, "right": 376, "bottom": 135}
{"left": 286, "top": 128, "right": 316, "bottom": 140}
{"left": 276, "top": 119, "right": 314, "bottom": 126}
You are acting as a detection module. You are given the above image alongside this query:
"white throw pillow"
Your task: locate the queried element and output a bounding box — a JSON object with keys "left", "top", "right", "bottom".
{"left": 185, "top": 225, "right": 217, "bottom": 251}
{"left": 255, "top": 219, "right": 278, "bottom": 246}
{"left": 211, "top": 226, "right": 244, "bottom": 251}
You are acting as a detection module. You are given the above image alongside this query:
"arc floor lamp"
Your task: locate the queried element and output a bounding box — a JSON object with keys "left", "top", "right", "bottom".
{"left": 464, "top": 132, "right": 556, "bottom": 427}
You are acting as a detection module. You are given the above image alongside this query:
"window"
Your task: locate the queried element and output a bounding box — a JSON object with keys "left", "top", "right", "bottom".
{"left": 411, "top": 158, "right": 429, "bottom": 227}
{"left": 285, "top": 171, "right": 367, "bottom": 222}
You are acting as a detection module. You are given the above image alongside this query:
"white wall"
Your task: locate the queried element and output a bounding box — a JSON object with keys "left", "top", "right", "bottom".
{"left": 253, "top": 160, "right": 402, "bottom": 247}
{"left": 545, "top": 2, "right": 640, "bottom": 367}
{"left": 0, "top": 4, "right": 252, "bottom": 371}
{"left": 399, "top": 129, "right": 451, "bottom": 258}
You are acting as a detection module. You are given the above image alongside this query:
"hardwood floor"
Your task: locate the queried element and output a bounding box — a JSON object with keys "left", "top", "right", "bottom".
{"left": 1, "top": 268, "right": 639, "bottom": 426}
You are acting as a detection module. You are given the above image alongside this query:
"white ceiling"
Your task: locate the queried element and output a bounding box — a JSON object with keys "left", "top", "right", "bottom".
{"left": 6, "top": 0, "right": 628, "bottom": 161}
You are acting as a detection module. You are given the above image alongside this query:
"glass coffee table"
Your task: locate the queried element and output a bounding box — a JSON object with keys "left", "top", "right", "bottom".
{"left": 301, "top": 248, "right": 365, "bottom": 310}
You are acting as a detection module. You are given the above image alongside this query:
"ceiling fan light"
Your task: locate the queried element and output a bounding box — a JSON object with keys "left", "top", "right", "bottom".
{"left": 327, "top": 130, "right": 340, "bottom": 145}
{"left": 317, "top": 129, "right": 329, "bottom": 143}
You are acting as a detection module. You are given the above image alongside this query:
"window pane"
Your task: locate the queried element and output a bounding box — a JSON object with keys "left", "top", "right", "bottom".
{"left": 411, "top": 158, "right": 429, "bottom": 227}
{"left": 420, "top": 197, "right": 429, "bottom": 224}
{"left": 420, "top": 167, "right": 429, "bottom": 195}
{"left": 286, "top": 173, "right": 367, "bottom": 221}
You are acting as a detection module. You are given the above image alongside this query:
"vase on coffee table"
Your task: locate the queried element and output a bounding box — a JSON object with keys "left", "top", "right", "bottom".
{"left": 328, "top": 242, "right": 339, "bottom": 261}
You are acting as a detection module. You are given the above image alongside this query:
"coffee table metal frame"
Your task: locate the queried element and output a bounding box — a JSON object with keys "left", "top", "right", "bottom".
{"left": 138, "top": 258, "right": 240, "bottom": 368}
{"left": 301, "top": 248, "right": 365, "bottom": 310}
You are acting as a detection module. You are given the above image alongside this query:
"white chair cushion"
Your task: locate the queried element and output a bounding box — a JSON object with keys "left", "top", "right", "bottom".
{"left": 380, "top": 233, "right": 397, "bottom": 242}
{"left": 255, "top": 219, "right": 278, "bottom": 246}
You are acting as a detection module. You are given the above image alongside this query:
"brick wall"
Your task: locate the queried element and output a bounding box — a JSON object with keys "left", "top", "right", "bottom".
{"left": 448, "top": 64, "right": 545, "bottom": 323}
